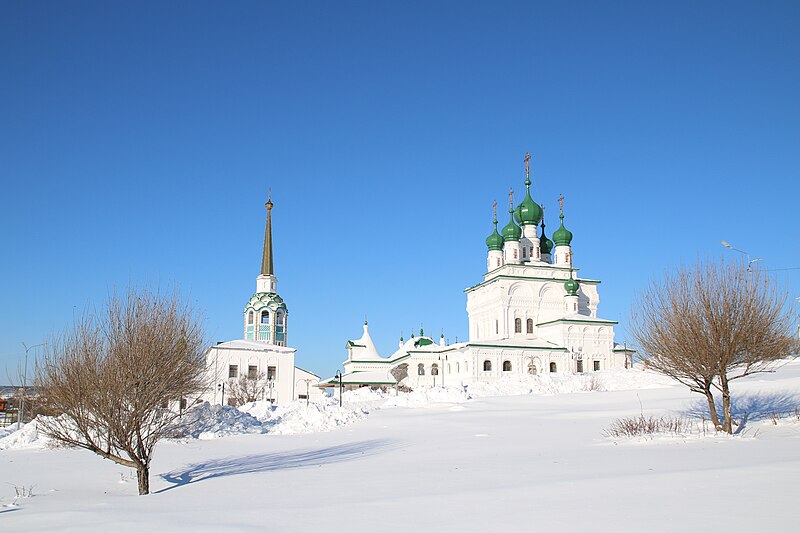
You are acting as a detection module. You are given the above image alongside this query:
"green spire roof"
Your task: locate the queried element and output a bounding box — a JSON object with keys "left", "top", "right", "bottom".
{"left": 485, "top": 216, "right": 505, "bottom": 251}
{"left": 539, "top": 215, "right": 554, "bottom": 255}
{"left": 564, "top": 269, "right": 580, "bottom": 296}
{"left": 501, "top": 207, "right": 521, "bottom": 241}
{"left": 552, "top": 212, "right": 573, "bottom": 247}
{"left": 260, "top": 196, "right": 274, "bottom": 276}
{"left": 514, "top": 177, "right": 543, "bottom": 226}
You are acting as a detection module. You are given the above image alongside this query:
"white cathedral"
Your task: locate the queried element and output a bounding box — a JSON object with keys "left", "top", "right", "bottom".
{"left": 202, "top": 197, "right": 321, "bottom": 406}
{"left": 321, "top": 154, "right": 634, "bottom": 390}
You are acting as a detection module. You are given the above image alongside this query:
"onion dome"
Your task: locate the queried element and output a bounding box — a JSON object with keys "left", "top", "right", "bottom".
{"left": 485, "top": 217, "right": 505, "bottom": 251}
{"left": 564, "top": 270, "right": 580, "bottom": 296}
{"left": 514, "top": 176, "right": 543, "bottom": 226}
{"left": 501, "top": 208, "right": 522, "bottom": 241}
{"left": 540, "top": 218, "right": 554, "bottom": 255}
{"left": 552, "top": 213, "right": 573, "bottom": 247}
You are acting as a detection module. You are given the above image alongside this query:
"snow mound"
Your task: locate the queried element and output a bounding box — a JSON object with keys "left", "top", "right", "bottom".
{"left": 0, "top": 419, "right": 52, "bottom": 450}
{"left": 241, "top": 398, "right": 368, "bottom": 435}
{"left": 174, "top": 403, "right": 263, "bottom": 440}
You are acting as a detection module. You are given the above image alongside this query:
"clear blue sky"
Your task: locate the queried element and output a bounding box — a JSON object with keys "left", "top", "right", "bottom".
{"left": 2, "top": 1, "right": 799, "bottom": 382}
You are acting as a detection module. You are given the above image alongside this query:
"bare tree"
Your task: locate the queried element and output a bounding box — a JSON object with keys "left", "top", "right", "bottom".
{"left": 35, "top": 288, "right": 208, "bottom": 495}
{"left": 227, "top": 371, "right": 269, "bottom": 406}
{"left": 630, "top": 259, "right": 797, "bottom": 433}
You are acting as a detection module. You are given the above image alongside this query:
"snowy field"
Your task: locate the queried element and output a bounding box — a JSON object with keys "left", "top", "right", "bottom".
{"left": 2, "top": 362, "right": 799, "bottom": 532}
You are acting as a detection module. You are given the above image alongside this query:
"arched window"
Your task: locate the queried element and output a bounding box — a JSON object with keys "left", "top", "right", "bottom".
{"left": 526, "top": 319, "right": 533, "bottom": 334}
{"left": 522, "top": 248, "right": 527, "bottom": 258}
{"left": 514, "top": 318, "right": 522, "bottom": 333}
{"left": 248, "top": 311, "right": 254, "bottom": 325}
{"left": 260, "top": 311, "right": 270, "bottom": 324}
{"left": 418, "top": 363, "right": 425, "bottom": 376}
{"left": 483, "top": 360, "right": 492, "bottom": 371}
{"left": 275, "top": 310, "right": 284, "bottom": 325}
{"left": 550, "top": 362, "right": 557, "bottom": 373}
{"left": 456, "top": 362, "right": 460, "bottom": 373}
{"left": 431, "top": 364, "right": 439, "bottom": 376}
{"left": 503, "top": 360, "right": 512, "bottom": 372}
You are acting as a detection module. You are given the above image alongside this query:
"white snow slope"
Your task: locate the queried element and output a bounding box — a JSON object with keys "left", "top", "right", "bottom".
{"left": 1, "top": 362, "right": 798, "bottom": 532}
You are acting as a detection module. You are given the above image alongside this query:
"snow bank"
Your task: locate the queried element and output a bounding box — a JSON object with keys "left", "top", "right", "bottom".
{"left": 240, "top": 397, "right": 368, "bottom": 435}
{"left": 0, "top": 419, "right": 52, "bottom": 450}
{"left": 173, "top": 404, "right": 263, "bottom": 440}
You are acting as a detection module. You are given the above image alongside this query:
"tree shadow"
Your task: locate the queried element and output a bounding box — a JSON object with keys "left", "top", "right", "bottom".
{"left": 682, "top": 391, "right": 800, "bottom": 433}
{"left": 157, "top": 438, "right": 395, "bottom": 493}
{"left": 0, "top": 507, "right": 21, "bottom": 514}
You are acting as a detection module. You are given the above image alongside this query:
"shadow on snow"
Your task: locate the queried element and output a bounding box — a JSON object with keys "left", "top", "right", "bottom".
{"left": 157, "top": 439, "right": 395, "bottom": 493}
{"left": 682, "top": 391, "right": 800, "bottom": 433}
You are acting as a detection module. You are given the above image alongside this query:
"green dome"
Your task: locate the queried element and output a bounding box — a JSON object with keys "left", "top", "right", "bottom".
{"left": 501, "top": 209, "right": 521, "bottom": 241}
{"left": 564, "top": 271, "right": 580, "bottom": 296}
{"left": 485, "top": 219, "right": 505, "bottom": 251}
{"left": 540, "top": 220, "right": 554, "bottom": 255}
{"left": 515, "top": 178, "right": 543, "bottom": 226}
{"left": 552, "top": 213, "right": 573, "bottom": 247}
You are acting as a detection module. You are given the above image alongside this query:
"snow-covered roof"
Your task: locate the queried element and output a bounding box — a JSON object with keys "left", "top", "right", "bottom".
{"left": 319, "top": 369, "right": 397, "bottom": 387}
{"left": 466, "top": 337, "right": 567, "bottom": 350}
{"left": 536, "top": 314, "right": 619, "bottom": 327}
{"left": 208, "top": 339, "right": 296, "bottom": 354}
{"left": 346, "top": 322, "right": 385, "bottom": 360}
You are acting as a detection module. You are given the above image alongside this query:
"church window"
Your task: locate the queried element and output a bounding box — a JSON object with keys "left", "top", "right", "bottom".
{"left": 514, "top": 318, "right": 522, "bottom": 333}
{"left": 522, "top": 248, "right": 527, "bottom": 258}
{"left": 495, "top": 320, "right": 499, "bottom": 334}
{"left": 502, "top": 360, "right": 512, "bottom": 372}
{"left": 267, "top": 366, "right": 276, "bottom": 381}
{"left": 550, "top": 362, "right": 557, "bottom": 373}
{"left": 528, "top": 362, "right": 537, "bottom": 375}
{"left": 228, "top": 365, "right": 238, "bottom": 378}
{"left": 513, "top": 249, "right": 518, "bottom": 259}
{"left": 526, "top": 319, "right": 533, "bottom": 334}
{"left": 576, "top": 360, "right": 583, "bottom": 373}
{"left": 275, "top": 310, "right": 284, "bottom": 324}
{"left": 248, "top": 311, "right": 254, "bottom": 325}
{"left": 248, "top": 365, "right": 258, "bottom": 379}
{"left": 593, "top": 360, "right": 600, "bottom": 371}
{"left": 456, "top": 362, "right": 460, "bottom": 373}
{"left": 431, "top": 364, "right": 439, "bottom": 376}
{"left": 418, "top": 364, "right": 425, "bottom": 376}
{"left": 483, "top": 360, "right": 492, "bottom": 371}
{"left": 261, "top": 311, "right": 270, "bottom": 324}
{"left": 496, "top": 258, "right": 501, "bottom": 267}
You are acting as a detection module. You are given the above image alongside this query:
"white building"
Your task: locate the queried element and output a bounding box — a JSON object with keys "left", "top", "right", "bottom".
{"left": 203, "top": 196, "right": 322, "bottom": 406}
{"left": 321, "top": 155, "right": 634, "bottom": 390}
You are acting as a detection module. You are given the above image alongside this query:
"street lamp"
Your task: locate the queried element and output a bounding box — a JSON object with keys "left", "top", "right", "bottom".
{"left": 334, "top": 370, "right": 343, "bottom": 407}
{"left": 720, "top": 241, "right": 763, "bottom": 272}
{"left": 296, "top": 378, "right": 316, "bottom": 406}
{"left": 19, "top": 342, "right": 45, "bottom": 429}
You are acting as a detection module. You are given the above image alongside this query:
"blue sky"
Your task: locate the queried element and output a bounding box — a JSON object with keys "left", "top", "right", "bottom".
{"left": 1, "top": 1, "right": 799, "bottom": 381}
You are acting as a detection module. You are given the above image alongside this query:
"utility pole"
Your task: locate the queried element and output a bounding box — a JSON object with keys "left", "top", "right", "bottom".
{"left": 19, "top": 342, "right": 45, "bottom": 429}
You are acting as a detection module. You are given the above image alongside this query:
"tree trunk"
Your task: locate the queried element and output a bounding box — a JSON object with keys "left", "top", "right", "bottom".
{"left": 720, "top": 373, "right": 733, "bottom": 434}
{"left": 137, "top": 463, "right": 150, "bottom": 495}
{"left": 703, "top": 386, "right": 721, "bottom": 430}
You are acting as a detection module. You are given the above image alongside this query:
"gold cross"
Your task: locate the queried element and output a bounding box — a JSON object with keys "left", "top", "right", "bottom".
{"left": 558, "top": 193, "right": 564, "bottom": 212}
{"left": 509, "top": 187, "right": 514, "bottom": 209}
{"left": 524, "top": 152, "right": 531, "bottom": 178}
{"left": 493, "top": 199, "right": 497, "bottom": 220}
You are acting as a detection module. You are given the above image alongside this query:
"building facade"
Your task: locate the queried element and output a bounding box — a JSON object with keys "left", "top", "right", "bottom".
{"left": 203, "top": 196, "right": 321, "bottom": 406}
{"left": 322, "top": 154, "right": 633, "bottom": 390}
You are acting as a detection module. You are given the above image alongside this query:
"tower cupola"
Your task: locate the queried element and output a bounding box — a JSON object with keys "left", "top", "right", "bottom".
{"left": 552, "top": 212, "right": 573, "bottom": 247}
{"left": 501, "top": 192, "right": 522, "bottom": 242}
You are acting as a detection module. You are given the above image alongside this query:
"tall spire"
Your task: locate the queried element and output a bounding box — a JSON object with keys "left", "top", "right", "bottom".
{"left": 260, "top": 193, "right": 274, "bottom": 276}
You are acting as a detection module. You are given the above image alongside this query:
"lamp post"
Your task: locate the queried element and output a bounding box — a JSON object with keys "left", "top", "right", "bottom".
{"left": 217, "top": 382, "right": 226, "bottom": 406}
{"left": 19, "top": 342, "right": 45, "bottom": 429}
{"left": 334, "top": 370, "right": 343, "bottom": 407}
{"left": 296, "top": 378, "right": 315, "bottom": 406}
{"left": 720, "top": 241, "right": 763, "bottom": 272}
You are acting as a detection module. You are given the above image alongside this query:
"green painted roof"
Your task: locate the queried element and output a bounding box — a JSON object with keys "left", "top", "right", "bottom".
{"left": 515, "top": 181, "right": 542, "bottom": 226}
{"left": 539, "top": 219, "right": 554, "bottom": 255}
{"left": 564, "top": 270, "right": 580, "bottom": 296}
{"left": 501, "top": 208, "right": 521, "bottom": 241}
{"left": 552, "top": 213, "right": 573, "bottom": 247}
{"left": 485, "top": 218, "right": 505, "bottom": 250}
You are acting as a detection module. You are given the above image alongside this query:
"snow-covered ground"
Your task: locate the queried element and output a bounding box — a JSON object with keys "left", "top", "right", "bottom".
{"left": 1, "top": 362, "right": 798, "bottom": 531}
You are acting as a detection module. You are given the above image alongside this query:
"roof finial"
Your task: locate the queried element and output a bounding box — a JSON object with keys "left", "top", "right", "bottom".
{"left": 524, "top": 152, "right": 531, "bottom": 183}
{"left": 541, "top": 204, "right": 546, "bottom": 227}
{"left": 492, "top": 199, "right": 497, "bottom": 223}
{"left": 509, "top": 187, "right": 514, "bottom": 210}
{"left": 558, "top": 193, "right": 565, "bottom": 213}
